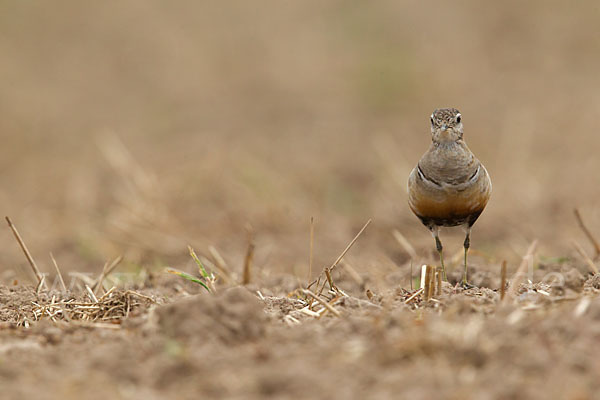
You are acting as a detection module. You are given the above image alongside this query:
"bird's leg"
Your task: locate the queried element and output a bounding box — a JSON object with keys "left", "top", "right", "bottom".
{"left": 463, "top": 227, "right": 471, "bottom": 286}
{"left": 431, "top": 228, "right": 446, "bottom": 281}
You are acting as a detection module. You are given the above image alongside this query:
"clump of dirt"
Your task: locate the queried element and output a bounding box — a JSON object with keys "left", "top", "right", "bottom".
{"left": 157, "top": 286, "right": 266, "bottom": 344}
{"left": 562, "top": 267, "right": 587, "bottom": 291}
{"left": 0, "top": 285, "right": 38, "bottom": 325}
{"left": 1, "top": 269, "right": 600, "bottom": 399}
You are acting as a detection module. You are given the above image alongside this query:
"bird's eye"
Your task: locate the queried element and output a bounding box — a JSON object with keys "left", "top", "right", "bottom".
{"left": 456, "top": 114, "right": 462, "bottom": 124}
{"left": 430, "top": 115, "right": 434, "bottom": 124}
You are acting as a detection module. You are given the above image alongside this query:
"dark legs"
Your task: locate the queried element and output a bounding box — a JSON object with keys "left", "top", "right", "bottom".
{"left": 463, "top": 227, "right": 471, "bottom": 285}
{"left": 431, "top": 228, "right": 447, "bottom": 281}
{"left": 430, "top": 225, "right": 472, "bottom": 284}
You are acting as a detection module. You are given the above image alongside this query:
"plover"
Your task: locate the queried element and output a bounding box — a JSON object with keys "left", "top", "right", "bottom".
{"left": 408, "top": 108, "right": 492, "bottom": 285}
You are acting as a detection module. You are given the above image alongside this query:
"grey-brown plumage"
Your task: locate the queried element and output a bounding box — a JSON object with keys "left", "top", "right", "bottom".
{"left": 408, "top": 108, "right": 491, "bottom": 284}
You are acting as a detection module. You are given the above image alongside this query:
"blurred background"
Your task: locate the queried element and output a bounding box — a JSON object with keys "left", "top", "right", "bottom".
{"left": 1, "top": 1, "right": 600, "bottom": 288}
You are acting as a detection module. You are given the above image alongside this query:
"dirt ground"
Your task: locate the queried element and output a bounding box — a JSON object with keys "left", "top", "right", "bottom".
{"left": 2, "top": 1, "right": 600, "bottom": 399}
{"left": 1, "top": 263, "right": 600, "bottom": 400}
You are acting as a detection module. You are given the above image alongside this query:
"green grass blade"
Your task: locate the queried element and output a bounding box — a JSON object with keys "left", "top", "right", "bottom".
{"left": 165, "top": 268, "right": 210, "bottom": 292}
{"left": 188, "top": 245, "right": 210, "bottom": 278}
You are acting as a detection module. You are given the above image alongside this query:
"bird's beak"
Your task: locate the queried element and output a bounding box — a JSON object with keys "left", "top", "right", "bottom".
{"left": 441, "top": 124, "right": 447, "bottom": 131}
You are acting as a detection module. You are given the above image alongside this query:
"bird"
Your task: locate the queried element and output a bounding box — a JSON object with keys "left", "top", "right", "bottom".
{"left": 407, "top": 108, "right": 491, "bottom": 285}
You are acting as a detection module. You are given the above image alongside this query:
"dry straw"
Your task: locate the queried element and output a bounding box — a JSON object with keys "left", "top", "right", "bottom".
{"left": 404, "top": 288, "right": 424, "bottom": 304}
{"left": 208, "top": 245, "right": 234, "bottom": 283}
{"left": 30, "top": 288, "right": 156, "bottom": 327}
{"left": 571, "top": 240, "right": 599, "bottom": 275}
{"left": 341, "top": 261, "right": 364, "bottom": 289}
{"left": 500, "top": 260, "right": 507, "bottom": 301}
{"left": 308, "top": 219, "right": 371, "bottom": 292}
{"left": 50, "top": 252, "right": 67, "bottom": 292}
{"left": 243, "top": 231, "right": 255, "bottom": 285}
{"left": 93, "top": 255, "right": 124, "bottom": 294}
{"left": 6, "top": 216, "right": 44, "bottom": 287}
{"left": 506, "top": 240, "right": 538, "bottom": 300}
{"left": 308, "top": 216, "right": 315, "bottom": 285}
{"left": 574, "top": 208, "right": 600, "bottom": 260}
{"left": 301, "top": 289, "right": 341, "bottom": 317}
{"left": 424, "top": 265, "right": 435, "bottom": 300}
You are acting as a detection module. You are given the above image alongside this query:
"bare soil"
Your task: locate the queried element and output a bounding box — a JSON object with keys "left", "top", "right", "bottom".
{"left": 2, "top": 1, "right": 600, "bottom": 399}
{"left": 1, "top": 261, "right": 600, "bottom": 400}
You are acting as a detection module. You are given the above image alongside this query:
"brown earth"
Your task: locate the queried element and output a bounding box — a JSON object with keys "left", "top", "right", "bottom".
{"left": 2, "top": 1, "right": 600, "bottom": 399}
{"left": 1, "top": 265, "right": 600, "bottom": 400}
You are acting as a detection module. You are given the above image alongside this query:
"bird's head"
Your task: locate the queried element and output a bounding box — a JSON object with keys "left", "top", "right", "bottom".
{"left": 430, "top": 108, "right": 463, "bottom": 143}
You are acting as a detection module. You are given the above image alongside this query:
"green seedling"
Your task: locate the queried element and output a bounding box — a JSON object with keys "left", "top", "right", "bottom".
{"left": 164, "top": 245, "right": 216, "bottom": 292}
{"left": 188, "top": 245, "right": 211, "bottom": 279}
{"left": 165, "top": 268, "right": 210, "bottom": 292}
